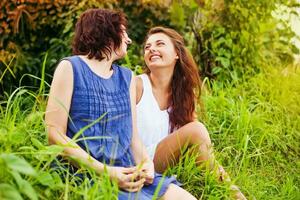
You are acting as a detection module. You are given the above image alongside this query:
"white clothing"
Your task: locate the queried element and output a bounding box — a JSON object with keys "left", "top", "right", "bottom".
{"left": 136, "top": 74, "right": 170, "bottom": 159}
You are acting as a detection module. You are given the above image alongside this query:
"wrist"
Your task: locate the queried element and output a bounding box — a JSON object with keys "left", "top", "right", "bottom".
{"left": 142, "top": 157, "right": 153, "bottom": 163}
{"left": 145, "top": 159, "right": 154, "bottom": 165}
{"left": 93, "top": 161, "right": 104, "bottom": 174}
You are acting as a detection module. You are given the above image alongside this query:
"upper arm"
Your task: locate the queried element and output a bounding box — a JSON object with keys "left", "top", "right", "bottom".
{"left": 45, "top": 60, "right": 73, "bottom": 138}
{"left": 130, "top": 72, "right": 139, "bottom": 139}
{"left": 135, "top": 76, "right": 143, "bottom": 104}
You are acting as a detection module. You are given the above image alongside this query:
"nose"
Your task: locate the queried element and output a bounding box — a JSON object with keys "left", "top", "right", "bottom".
{"left": 126, "top": 35, "right": 132, "bottom": 44}
{"left": 149, "top": 45, "right": 157, "bottom": 53}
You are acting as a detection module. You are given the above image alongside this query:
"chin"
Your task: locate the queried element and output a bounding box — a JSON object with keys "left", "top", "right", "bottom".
{"left": 147, "top": 63, "right": 164, "bottom": 69}
{"left": 116, "top": 51, "right": 127, "bottom": 59}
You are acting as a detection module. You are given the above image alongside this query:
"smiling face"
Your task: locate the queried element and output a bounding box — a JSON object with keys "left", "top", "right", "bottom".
{"left": 114, "top": 25, "right": 132, "bottom": 59}
{"left": 144, "top": 33, "right": 178, "bottom": 71}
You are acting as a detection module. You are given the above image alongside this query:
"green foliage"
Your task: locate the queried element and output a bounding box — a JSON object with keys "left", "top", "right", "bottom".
{"left": 1, "top": 0, "right": 299, "bottom": 94}
{"left": 1, "top": 0, "right": 71, "bottom": 94}
{"left": 169, "top": 0, "right": 299, "bottom": 81}
{"left": 169, "top": 0, "right": 199, "bottom": 30}
{"left": 0, "top": 0, "right": 172, "bottom": 94}
{"left": 0, "top": 0, "right": 76, "bottom": 61}
{"left": 202, "top": 65, "right": 300, "bottom": 199}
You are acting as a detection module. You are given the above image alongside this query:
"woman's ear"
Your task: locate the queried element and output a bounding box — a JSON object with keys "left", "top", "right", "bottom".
{"left": 175, "top": 55, "right": 179, "bottom": 59}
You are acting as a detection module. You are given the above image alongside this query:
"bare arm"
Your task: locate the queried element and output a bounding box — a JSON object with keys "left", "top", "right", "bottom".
{"left": 130, "top": 73, "right": 154, "bottom": 184}
{"left": 45, "top": 60, "right": 104, "bottom": 174}
{"left": 130, "top": 73, "right": 151, "bottom": 163}
{"left": 135, "top": 76, "right": 143, "bottom": 104}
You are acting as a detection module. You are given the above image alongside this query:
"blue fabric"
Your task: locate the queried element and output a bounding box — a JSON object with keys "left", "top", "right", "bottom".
{"left": 65, "top": 56, "right": 134, "bottom": 167}
{"left": 61, "top": 56, "right": 180, "bottom": 199}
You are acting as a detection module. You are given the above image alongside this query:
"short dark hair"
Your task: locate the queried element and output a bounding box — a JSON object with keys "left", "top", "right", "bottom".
{"left": 72, "top": 8, "right": 127, "bottom": 61}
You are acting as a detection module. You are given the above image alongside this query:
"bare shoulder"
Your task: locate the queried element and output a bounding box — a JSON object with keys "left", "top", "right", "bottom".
{"left": 135, "top": 76, "right": 143, "bottom": 104}
{"left": 51, "top": 60, "right": 73, "bottom": 85}
{"left": 49, "top": 59, "right": 74, "bottom": 91}
{"left": 136, "top": 76, "right": 143, "bottom": 90}
{"left": 54, "top": 60, "right": 73, "bottom": 76}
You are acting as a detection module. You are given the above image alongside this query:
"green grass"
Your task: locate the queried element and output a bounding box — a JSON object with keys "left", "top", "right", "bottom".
{"left": 0, "top": 63, "right": 299, "bottom": 199}
{"left": 201, "top": 65, "right": 300, "bottom": 199}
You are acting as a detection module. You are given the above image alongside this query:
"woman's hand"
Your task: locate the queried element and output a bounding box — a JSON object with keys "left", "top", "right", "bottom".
{"left": 139, "top": 160, "right": 155, "bottom": 185}
{"left": 230, "top": 185, "right": 247, "bottom": 200}
{"left": 106, "top": 166, "right": 145, "bottom": 192}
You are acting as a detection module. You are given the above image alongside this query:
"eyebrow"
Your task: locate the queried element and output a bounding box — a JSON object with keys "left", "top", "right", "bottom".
{"left": 145, "top": 39, "right": 165, "bottom": 46}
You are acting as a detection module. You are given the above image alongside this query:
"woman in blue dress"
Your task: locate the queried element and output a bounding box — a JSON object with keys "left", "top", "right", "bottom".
{"left": 45, "top": 9, "right": 196, "bottom": 199}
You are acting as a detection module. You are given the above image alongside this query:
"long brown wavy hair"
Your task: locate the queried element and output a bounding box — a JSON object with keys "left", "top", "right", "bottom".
{"left": 144, "top": 27, "right": 202, "bottom": 131}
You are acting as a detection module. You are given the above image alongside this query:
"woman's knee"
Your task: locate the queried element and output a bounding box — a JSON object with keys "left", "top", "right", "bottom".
{"left": 160, "top": 184, "right": 197, "bottom": 200}
{"left": 185, "top": 121, "right": 211, "bottom": 144}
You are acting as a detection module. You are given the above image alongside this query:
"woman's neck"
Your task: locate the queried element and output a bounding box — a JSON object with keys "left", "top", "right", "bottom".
{"left": 79, "top": 55, "right": 114, "bottom": 76}
{"left": 149, "top": 68, "right": 173, "bottom": 93}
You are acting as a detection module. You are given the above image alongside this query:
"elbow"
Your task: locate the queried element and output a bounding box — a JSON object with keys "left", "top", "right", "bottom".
{"left": 47, "top": 131, "right": 57, "bottom": 145}
{"left": 46, "top": 124, "right": 67, "bottom": 145}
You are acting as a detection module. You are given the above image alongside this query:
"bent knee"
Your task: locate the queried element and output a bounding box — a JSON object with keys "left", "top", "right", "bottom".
{"left": 185, "top": 121, "right": 211, "bottom": 144}
{"left": 161, "top": 184, "right": 197, "bottom": 200}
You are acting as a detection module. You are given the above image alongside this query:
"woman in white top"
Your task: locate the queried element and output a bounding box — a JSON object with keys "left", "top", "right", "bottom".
{"left": 136, "top": 27, "right": 247, "bottom": 200}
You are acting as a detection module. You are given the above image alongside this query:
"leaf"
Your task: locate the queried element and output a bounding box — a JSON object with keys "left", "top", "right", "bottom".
{"left": 169, "top": 2, "right": 186, "bottom": 29}
{"left": 36, "top": 171, "right": 55, "bottom": 187}
{"left": 212, "top": 67, "right": 223, "bottom": 75}
{"left": 51, "top": 171, "right": 64, "bottom": 188}
{"left": 18, "top": 146, "right": 36, "bottom": 152}
{"left": 10, "top": 171, "right": 23, "bottom": 188}
{"left": 0, "top": 154, "right": 36, "bottom": 176}
{"left": 19, "top": 180, "right": 38, "bottom": 200}
{"left": 39, "top": 145, "right": 64, "bottom": 155}
{"left": 0, "top": 183, "right": 23, "bottom": 200}
{"left": 216, "top": 57, "right": 230, "bottom": 68}
{"left": 31, "top": 138, "right": 44, "bottom": 150}
{"left": 291, "top": 44, "right": 300, "bottom": 54}
{"left": 10, "top": 171, "right": 38, "bottom": 200}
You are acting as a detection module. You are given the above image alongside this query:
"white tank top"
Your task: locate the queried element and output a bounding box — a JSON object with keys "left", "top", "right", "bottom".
{"left": 136, "top": 74, "right": 170, "bottom": 159}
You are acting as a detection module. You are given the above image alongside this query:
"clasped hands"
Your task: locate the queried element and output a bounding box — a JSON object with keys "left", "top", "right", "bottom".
{"left": 107, "top": 160, "right": 154, "bottom": 192}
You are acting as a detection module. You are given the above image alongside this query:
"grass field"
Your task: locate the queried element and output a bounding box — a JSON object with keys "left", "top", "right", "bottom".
{"left": 0, "top": 63, "right": 299, "bottom": 199}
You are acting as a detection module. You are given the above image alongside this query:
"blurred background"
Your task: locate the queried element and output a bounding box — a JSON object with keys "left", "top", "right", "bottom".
{"left": 1, "top": 0, "right": 299, "bottom": 94}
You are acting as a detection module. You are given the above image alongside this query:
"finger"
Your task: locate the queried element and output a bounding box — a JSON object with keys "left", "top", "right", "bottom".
{"left": 123, "top": 171, "right": 141, "bottom": 182}
{"left": 125, "top": 185, "right": 143, "bottom": 192}
{"left": 135, "top": 170, "right": 152, "bottom": 182}
{"left": 140, "top": 164, "right": 150, "bottom": 171}
{"left": 124, "top": 182, "right": 144, "bottom": 193}
{"left": 143, "top": 170, "right": 154, "bottom": 180}
{"left": 124, "top": 178, "right": 145, "bottom": 190}
{"left": 135, "top": 170, "right": 147, "bottom": 179}
{"left": 141, "top": 168, "right": 154, "bottom": 179}
{"left": 122, "top": 167, "right": 149, "bottom": 182}
{"left": 137, "top": 169, "right": 154, "bottom": 182}
{"left": 145, "top": 176, "right": 154, "bottom": 185}
{"left": 146, "top": 176, "right": 154, "bottom": 183}
{"left": 124, "top": 185, "right": 143, "bottom": 193}
{"left": 122, "top": 166, "right": 137, "bottom": 174}
{"left": 120, "top": 185, "right": 139, "bottom": 193}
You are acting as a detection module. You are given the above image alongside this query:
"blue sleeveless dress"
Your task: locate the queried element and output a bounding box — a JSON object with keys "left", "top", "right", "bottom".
{"left": 63, "top": 56, "right": 180, "bottom": 199}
